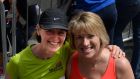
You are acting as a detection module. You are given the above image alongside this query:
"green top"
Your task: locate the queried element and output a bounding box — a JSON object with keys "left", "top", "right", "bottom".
{"left": 6, "top": 42, "right": 71, "bottom": 79}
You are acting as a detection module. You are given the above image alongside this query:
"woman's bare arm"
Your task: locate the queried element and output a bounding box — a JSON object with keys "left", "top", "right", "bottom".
{"left": 115, "top": 57, "right": 134, "bottom": 79}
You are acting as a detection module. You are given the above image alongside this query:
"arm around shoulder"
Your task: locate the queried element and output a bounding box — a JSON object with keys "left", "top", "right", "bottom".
{"left": 115, "top": 57, "right": 134, "bottom": 79}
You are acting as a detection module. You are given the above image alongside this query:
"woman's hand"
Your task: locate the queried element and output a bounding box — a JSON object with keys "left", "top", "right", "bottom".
{"left": 108, "top": 45, "right": 125, "bottom": 58}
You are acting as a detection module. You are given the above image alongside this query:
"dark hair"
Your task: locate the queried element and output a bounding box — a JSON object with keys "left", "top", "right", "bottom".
{"left": 16, "top": 0, "right": 27, "bottom": 20}
{"left": 32, "top": 31, "right": 41, "bottom": 43}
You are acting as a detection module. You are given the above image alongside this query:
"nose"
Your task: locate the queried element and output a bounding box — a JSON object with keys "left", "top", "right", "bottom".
{"left": 51, "top": 33, "right": 60, "bottom": 42}
{"left": 82, "top": 37, "right": 90, "bottom": 46}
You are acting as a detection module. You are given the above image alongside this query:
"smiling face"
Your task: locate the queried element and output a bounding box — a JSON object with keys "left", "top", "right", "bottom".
{"left": 68, "top": 12, "right": 110, "bottom": 58}
{"left": 74, "top": 32, "right": 101, "bottom": 58}
{"left": 37, "top": 26, "right": 67, "bottom": 54}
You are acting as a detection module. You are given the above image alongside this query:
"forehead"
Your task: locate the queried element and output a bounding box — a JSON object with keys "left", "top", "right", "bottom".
{"left": 74, "top": 33, "right": 96, "bottom": 37}
{"left": 71, "top": 23, "right": 98, "bottom": 35}
{"left": 72, "top": 28, "right": 96, "bottom": 36}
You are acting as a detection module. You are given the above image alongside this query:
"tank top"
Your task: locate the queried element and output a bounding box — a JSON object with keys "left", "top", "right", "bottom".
{"left": 69, "top": 52, "right": 116, "bottom": 79}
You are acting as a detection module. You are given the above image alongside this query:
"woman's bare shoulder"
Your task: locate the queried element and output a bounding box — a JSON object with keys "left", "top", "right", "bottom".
{"left": 115, "top": 56, "right": 134, "bottom": 79}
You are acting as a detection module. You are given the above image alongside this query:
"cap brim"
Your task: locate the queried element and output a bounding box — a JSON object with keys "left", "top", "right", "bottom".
{"left": 42, "top": 25, "right": 68, "bottom": 30}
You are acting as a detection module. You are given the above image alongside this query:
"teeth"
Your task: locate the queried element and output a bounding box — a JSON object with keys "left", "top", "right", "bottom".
{"left": 50, "top": 42, "right": 58, "bottom": 45}
{"left": 81, "top": 46, "right": 94, "bottom": 52}
{"left": 83, "top": 47, "right": 91, "bottom": 50}
{"left": 82, "top": 48, "right": 90, "bottom": 51}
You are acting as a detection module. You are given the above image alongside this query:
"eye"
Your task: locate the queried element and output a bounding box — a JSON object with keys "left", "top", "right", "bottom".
{"left": 74, "top": 35, "right": 83, "bottom": 39}
{"left": 87, "top": 34, "right": 95, "bottom": 39}
{"left": 45, "top": 30, "right": 53, "bottom": 35}
{"left": 58, "top": 30, "right": 67, "bottom": 36}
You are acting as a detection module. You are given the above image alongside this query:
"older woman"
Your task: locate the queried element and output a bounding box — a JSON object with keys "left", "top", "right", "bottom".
{"left": 66, "top": 12, "right": 134, "bottom": 79}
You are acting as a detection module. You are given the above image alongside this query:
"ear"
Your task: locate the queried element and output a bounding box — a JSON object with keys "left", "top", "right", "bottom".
{"left": 36, "top": 24, "right": 41, "bottom": 36}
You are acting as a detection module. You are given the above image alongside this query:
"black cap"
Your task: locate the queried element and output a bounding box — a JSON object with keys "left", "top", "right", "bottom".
{"left": 39, "top": 8, "right": 68, "bottom": 30}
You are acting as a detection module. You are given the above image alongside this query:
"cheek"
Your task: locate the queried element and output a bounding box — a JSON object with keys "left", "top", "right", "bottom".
{"left": 93, "top": 39, "right": 101, "bottom": 50}
{"left": 63, "top": 36, "right": 66, "bottom": 41}
{"left": 61, "top": 37, "right": 67, "bottom": 44}
{"left": 40, "top": 34, "right": 48, "bottom": 42}
{"left": 61, "top": 34, "right": 67, "bottom": 42}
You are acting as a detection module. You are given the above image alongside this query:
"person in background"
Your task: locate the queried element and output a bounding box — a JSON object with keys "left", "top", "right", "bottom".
{"left": 6, "top": 8, "right": 124, "bottom": 79}
{"left": 69, "top": 0, "right": 117, "bottom": 44}
{"left": 113, "top": 0, "right": 140, "bottom": 78}
{"left": 3, "top": 0, "right": 39, "bottom": 52}
{"left": 66, "top": 12, "right": 134, "bottom": 79}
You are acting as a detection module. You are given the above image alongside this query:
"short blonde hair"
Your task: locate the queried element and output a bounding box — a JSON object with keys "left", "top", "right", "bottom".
{"left": 68, "top": 12, "right": 110, "bottom": 49}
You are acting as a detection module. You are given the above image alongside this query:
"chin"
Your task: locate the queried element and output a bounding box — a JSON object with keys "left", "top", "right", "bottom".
{"left": 80, "top": 51, "right": 95, "bottom": 58}
{"left": 81, "top": 53, "right": 94, "bottom": 58}
{"left": 49, "top": 47, "right": 60, "bottom": 52}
